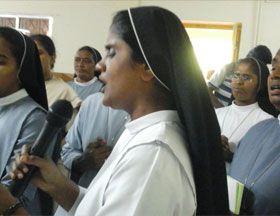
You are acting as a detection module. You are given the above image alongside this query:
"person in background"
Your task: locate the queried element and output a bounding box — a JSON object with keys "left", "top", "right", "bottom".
{"left": 30, "top": 34, "right": 82, "bottom": 130}
{"left": 216, "top": 57, "right": 276, "bottom": 168}
{"left": 228, "top": 49, "right": 280, "bottom": 215}
{"left": 67, "top": 46, "right": 104, "bottom": 100}
{"left": 55, "top": 92, "right": 128, "bottom": 216}
{"left": 0, "top": 27, "right": 56, "bottom": 215}
{"left": 5, "top": 6, "right": 228, "bottom": 216}
{"left": 208, "top": 45, "right": 272, "bottom": 108}
{"left": 61, "top": 92, "right": 128, "bottom": 188}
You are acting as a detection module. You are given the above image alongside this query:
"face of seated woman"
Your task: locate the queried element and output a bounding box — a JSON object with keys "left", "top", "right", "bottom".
{"left": 74, "top": 49, "right": 96, "bottom": 83}
{"left": 231, "top": 62, "right": 258, "bottom": 106}
{"left": 0, "top": 38, "right": 20, "bottom": 97}
{"left": 34, "top": 40, "right": 55, "bottom": 81}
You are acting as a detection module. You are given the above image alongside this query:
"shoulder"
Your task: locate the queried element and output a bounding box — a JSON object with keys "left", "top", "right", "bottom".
{"left": 137, "top": 121, "right": 186, "bottom": 145}
{"left": 250, "top": 118, "right": 277, "bottom": 130}
{"left": 11, "top": 96, "right": 46, "bottom": 114}
{"left": 81, "top": 92, "right": 104, "bottom": 108}
{"left": 215, "top": 105, "right": 230, "bottom": 115}
{"left": 67, "top": 80, "right": 74, "bottom": 86}
{"left": 257, "top": 108, "right": 274, "bottom": 120}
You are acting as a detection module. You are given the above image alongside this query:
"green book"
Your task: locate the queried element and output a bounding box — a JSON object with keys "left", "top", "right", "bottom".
{"left": 227, "top": 175, "right": 244, "bottom": 214}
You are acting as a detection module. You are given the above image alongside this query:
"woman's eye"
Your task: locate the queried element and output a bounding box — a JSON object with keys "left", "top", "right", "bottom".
{"left": 108, "top": 49, "right": 116, "bottom": 58}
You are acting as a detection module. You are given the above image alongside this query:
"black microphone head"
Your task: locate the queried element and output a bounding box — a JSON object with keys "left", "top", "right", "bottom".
{"left": 47, "top": 100, "right": 73, "bottom": 128}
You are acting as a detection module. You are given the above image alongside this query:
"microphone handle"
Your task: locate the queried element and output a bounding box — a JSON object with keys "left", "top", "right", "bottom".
{"left": 9, "top": 123, "right": 60, "bottom": 198}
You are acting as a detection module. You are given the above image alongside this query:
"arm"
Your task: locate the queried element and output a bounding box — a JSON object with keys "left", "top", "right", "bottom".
{"left": 208, "top": 85, "right": 225, "bottom": 108}
{"left": 10, "top": 146, "right": 80, "bottom": 212}
{"left": 71, "top": 137, "right": 111, "bottom": 174}
{"left": 1, "top": 109, "right": 47, "bottom": 208}
{"left": 207, "top": 65, "right": 228, "bottom": 108}
{"left": 0, "top": 184, "right": 28, "bottom": 216}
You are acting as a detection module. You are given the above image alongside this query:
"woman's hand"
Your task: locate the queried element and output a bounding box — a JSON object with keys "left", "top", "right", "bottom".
{"left": 10, "top": 145, "right": 80, "bottom": 211}
{"left": 221, "top": 135, "right": 234, "bottom": 162}
{"left": 10, "top": 145, "right": 65, "bottom": 193}
{"left": 72, "top": 137, "right": 111, "bottom": 173}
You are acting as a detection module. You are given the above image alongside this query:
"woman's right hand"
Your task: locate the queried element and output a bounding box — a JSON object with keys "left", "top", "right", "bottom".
{"left": 10, "top": 145, "right": 80, "bottom": 211}
{"left": 10, "top": 145, "right": 67, "bottom": 194}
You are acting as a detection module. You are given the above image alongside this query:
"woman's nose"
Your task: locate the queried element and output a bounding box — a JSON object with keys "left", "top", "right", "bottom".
{"left": 95, "top": 59, "right": 106, "bottom": 72}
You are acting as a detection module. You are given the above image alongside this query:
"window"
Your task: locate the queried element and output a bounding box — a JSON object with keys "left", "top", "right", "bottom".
{"left": 0, "top": 15, "right": 53, "bottom": 36}
{"left": 182, "top": 21, "right": 242, "bottom": 79}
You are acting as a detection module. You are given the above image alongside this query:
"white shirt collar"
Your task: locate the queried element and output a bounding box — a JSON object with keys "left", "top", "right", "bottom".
{"left": 74, "top": 77, "right": 97, "bottom": 86}
{"left": 0, "top": 89, "right": 28, "bottom": 107}
{"left": 278, "top": 114, "right": 280, "bottom": 125}
{"left": 232, "top": 101, "right": 259, "bottom": 112}
{"left": 126, "top": 110, "right": 180, "bottom": 134}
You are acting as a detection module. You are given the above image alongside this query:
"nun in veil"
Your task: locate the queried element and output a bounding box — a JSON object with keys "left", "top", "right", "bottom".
{"left": 0, "top": 27, "right": 55, "bottom": 215}
{"left": 6, "top": 6, "right": 229, "bottom": 216}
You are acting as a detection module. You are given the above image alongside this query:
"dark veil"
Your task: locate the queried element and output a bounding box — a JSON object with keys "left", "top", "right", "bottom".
{"left": 17, "top": 31, "right": 48, "bottom": 110}
{"left": 128, "top": 6, "right": 229, "bottom": 215}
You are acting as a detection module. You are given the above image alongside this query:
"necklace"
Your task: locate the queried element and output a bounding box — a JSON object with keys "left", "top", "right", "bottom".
{"left": 221, "top": 105, "right": 258, "bottom": 140}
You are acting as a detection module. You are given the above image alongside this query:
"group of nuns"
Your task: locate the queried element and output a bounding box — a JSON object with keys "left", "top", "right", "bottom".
{"left": 0, "top": 6, "right": 232, "bottom": 216}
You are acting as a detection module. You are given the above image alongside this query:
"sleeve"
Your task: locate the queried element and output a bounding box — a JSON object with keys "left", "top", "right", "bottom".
{"left": 95, "top": 142, "right": 196, "bottom": 216}
{"left": 1, "top": 109, "right": 46, "bottom": 207}
{"left": 208, "top": 65, "right": 227, "bottom": 89}
{"left": 61, "top": 104, "right": 85, "bottom": 170}
{"left": 65, "top": 84, "right": 82, "bottom": 109}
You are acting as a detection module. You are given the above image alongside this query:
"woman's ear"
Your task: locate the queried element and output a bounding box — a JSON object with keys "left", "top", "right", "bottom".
{"left": 50, "top": 55, "right": 56, "bottom": 69}
{"left": 140, "top": 65, "right": 154, "bottom": 82}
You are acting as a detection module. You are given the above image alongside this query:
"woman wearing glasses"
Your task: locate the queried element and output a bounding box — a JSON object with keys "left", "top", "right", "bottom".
{"left": 215, "top": 57, "right": 276, "bottom": 167}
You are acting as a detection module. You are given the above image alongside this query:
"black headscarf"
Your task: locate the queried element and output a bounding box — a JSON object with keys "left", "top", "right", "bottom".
{"left": 0, "top": 27, "right": 48, "bottom": 110}
{"left": 128, "top": 6, "right": 229, "bottom": 215}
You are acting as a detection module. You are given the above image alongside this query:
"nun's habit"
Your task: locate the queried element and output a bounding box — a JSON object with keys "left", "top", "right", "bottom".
{"left": 0, "top": 27, "right": 53, "bottom": 215}
{"left": 67, "top": 46, "right": 104, "bottom": 100}
{"left": 126, "top": 6, "right": 229, "bottom": 215}
{"left": 229, "top": 116, "right": 280, "bottom": 215}
{"left": 65, "top": 7, "right": 228, "bottom": 216}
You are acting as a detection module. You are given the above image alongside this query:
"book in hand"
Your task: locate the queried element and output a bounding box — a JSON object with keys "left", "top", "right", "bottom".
{"left": 227, "top": 175, "right": 244, "bottom": 215}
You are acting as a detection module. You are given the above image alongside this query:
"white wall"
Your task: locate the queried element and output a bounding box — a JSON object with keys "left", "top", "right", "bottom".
{"left": 1, "top": 0, "right": 280, "bottom": 73}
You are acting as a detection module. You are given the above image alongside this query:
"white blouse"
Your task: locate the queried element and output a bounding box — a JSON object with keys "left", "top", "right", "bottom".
{"left": 216, "top": 101, "right": 273, "bottom": 152}
{"left": 67, "top": 110, "right": 196, "bottom": 216}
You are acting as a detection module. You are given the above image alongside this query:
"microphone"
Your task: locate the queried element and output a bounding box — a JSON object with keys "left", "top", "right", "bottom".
{"left": 9, "top": 99, "right": 73, "bottom": 197}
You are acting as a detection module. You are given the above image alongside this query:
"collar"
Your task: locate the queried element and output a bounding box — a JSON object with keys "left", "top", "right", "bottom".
{"left": 278, "top": 114, "right": 280, "bottom": 126}
{"left": 232, "top": 101, "right": 259, "bottom": 112}
{"left": 74, "top": 77, "right": 97, "bottom": 86}
{"left": 0, "top": 89, "right": 28, "bottom": 107}
{"left": 125, "top": 110, "right": 180, "bottom": 134}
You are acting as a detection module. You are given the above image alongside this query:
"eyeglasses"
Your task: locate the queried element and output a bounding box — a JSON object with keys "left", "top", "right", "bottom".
{"left": 231, "top": 73, "right": 253, "bottom": 82}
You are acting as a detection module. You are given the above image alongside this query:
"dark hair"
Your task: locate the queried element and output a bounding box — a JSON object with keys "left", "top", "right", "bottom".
{"left": 246, "top": 45, "right": 272, "bottom": 65}
{"left": 234, "top": 57, "right": 278, "bottom": 116}
{"left": 78, "top": 46, "right": 102, "bottom": 64}
{"left": 112, "top": 10, "right": 145, "bottom": 65}
{"left": 0, "top": 27, "right": 24, "bottom": 68}
{"left": 30, "top": 34, "right": 56, "bottom": 56}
